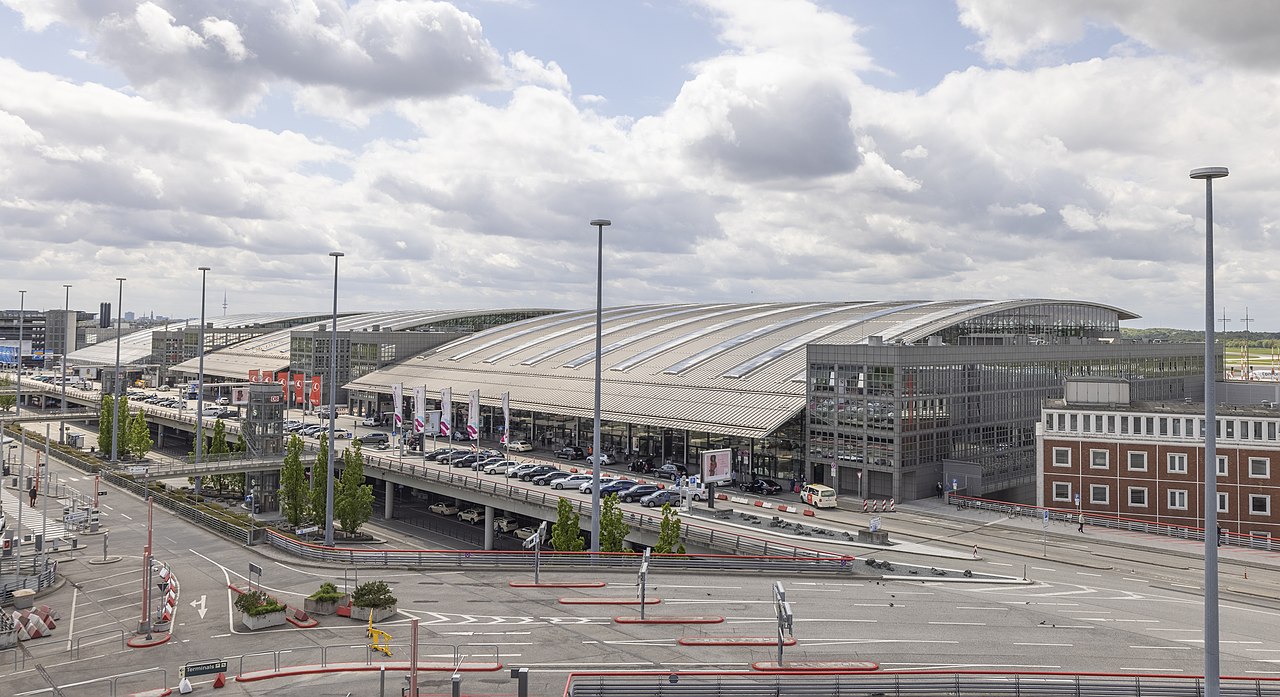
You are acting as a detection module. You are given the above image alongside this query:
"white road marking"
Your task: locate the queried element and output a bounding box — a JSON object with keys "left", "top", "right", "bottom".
{"left": 1015, "top": 643, "right": 1073, "bottom": 647}
{"left": 1031, "top": 567, "right": 1055, "bottom": 572}
{"left": 987, "top": 562, "right": 1014, "bottom": 567}
{"left": 1130, "top": 646, "right": 1193, "bottom": 650}
{"left": 1076, "top": 572, "right": 1102, "bottom": 577}
{"left": 929, "top": 621, "right": 985, "bottom": 626}
{"left": 119, "top": 513, "right": 132, "bottom": 520}
{"left": 64, "top": 586, "right": 78, "bottom": 652}
{"left": 956, "top": 607, "right": 1007, "bottom": 611}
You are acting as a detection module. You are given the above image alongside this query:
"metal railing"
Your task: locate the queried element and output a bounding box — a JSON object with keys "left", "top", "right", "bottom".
{"left": 34, "top": 667, "right": 169, "bottom": 697}
{"left": 564, "top": 670, "right": 1280, "bottom": 697}
{"left": 236, "top": 641, "right": 501, "bottom": 677}
{"left": 951, "top": 494, "right": 1279, "bottom": 552}
{"left": 0, "top": 556, "right": 60, "bottom": 606}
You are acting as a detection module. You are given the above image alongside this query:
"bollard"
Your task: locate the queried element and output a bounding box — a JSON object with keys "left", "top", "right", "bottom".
{"left": 451, "top": 675, "right": 461, "bottom": 697}
{"left": 511, "top": 667, "right": 529, "bottom": 697}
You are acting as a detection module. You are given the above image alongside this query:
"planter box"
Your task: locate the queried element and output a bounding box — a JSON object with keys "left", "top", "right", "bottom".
{"left": 240, "top": 610, "right": 287, "bottom": 630}
{"left": 349, "top": 605, "right": 397, "bottom": 623}
{"left": 304, "top": 594, "right": 349, "bottom": 616}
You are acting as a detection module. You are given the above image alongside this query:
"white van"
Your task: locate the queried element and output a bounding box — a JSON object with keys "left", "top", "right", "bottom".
{"left": 800, "top": 483, "right": 837, "bottom": 509}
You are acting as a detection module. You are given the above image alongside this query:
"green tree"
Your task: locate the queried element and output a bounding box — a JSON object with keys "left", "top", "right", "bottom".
{"left": 278, "top": 434, "right": 308, "bottom": 527}
{"left": 598, "top": 494, "right": 630, "bottom": 552}
{"left": 308, "top": 437, "right": 329, "bottom": 526}
{"left": 97, "top": 394, "right": 114, "bottom": 454}
{"left": 128, "top": 411, "right": 153, "bottom": 461}
{"left": 0, "top": 393, "right": 14, "bottom": 413}
{"left": 550, "top": 497, "right": 584, "bottom": 551}
{"left": 209, "top": 419, "right": 230, "bottom": 456}
{"left": 335, "top": 442, "right": 374, "bottom": 534}
{"left": 655, "top": 503, "right": 686, "bottom": 554}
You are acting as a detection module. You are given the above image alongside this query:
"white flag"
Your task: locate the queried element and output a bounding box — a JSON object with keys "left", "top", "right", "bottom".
{"left": 439, "top": 388, "right": 453, "bottom": 436}
{"left": 467, "top": 389, "right": 480, "bottom": 440}
{"left": 413, "top": 386, "right": 426, "bottom": 433}
{"left": 392, "top": 383, "right": 403, "bottom": 430}
{"left": 501, "top": 392, "right": 510, "bottom": 445}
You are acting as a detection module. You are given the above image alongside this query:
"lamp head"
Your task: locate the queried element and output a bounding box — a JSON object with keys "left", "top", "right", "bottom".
{"left": 589, "top": 219, "right": 611, "bottom": 227}
{"left": 198, "top": 266, "right": 210, "bottom": 272}
{"left": 1190, "top": 167, "right": 1229, "bottom": 180}
{"left": 329, "top": 251, "right": 344, "bottom": 258}
{"left": 116, "top": 277, "right": 126, "bottom": 282}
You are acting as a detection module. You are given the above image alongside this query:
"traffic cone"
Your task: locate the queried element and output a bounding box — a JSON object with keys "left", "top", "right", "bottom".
{"left": 213, "top": 672, "right": 226, "bottom": 688}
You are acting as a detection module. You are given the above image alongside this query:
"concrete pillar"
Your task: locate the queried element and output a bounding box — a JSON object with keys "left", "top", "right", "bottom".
{"left": 156, "top": 424, "right": 165, "bottom": 448}
{"left": 384, "top": 480, "right": 394, "bottom": 519}
{"left": 484, "top": 505, "right": 494, "bottom": 551}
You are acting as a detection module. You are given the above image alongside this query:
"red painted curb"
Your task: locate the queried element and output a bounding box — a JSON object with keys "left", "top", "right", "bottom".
{"left": 508, "top": 581, "right": 607, "bottom": 588}
{"left": 126, "top": 632, "right": 173, "bottom": 648}
{"left": 125, "top": 689, "right": 173, "bottom": 697}
{"left": 559, "top": 597, "right": 662, "bottom": 605}
{"left": 287, "top": 615, "right": 320, "bottom": 628}
{"left": 235, "top": 662, "right": 505, "bottom": 683}
{"left": 614, "top": 615, "right": 724, "bottom": 624}
{"left": 679, "top": 636, "right": 796, "bottom": 646}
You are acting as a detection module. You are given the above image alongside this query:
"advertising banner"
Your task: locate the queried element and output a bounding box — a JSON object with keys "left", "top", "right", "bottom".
{"left": 391, "top": 383, "right": 403, "bottom": 430}
{"left": 467, "top": 390, "right": 480, "bottom": 440}
{"left": 700, "top": 448, "right": 733, "bottom": 484}
{"left": 413, "top": 386, "right": 426, "bottom": 433}
{"left": 293, "top": 374, "right": 305, "bottom": 405}
{"left": 501, "top": 392, "right": 510, "bottom": 444}
{"left": 428, "top": 410, "right": 441, "bottom": 435}
{"left": 276, "top": 371, "right": 289, "bottom": 400}
{"left": 439, "top": 388, "right": 452, "bottom": 437}
{"left": 309, "top": 376, "right": 322, "bottom": 406}
{"left": 231, "top": 387, "right": 250, "bottom": 405}
{"left": 248, "top": 369, "right": 260, "bottom": 383}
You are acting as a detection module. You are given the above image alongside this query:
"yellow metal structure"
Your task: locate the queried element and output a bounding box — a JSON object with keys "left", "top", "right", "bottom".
{"left": 367, "top": 614, "right": 392, "bottom": 656}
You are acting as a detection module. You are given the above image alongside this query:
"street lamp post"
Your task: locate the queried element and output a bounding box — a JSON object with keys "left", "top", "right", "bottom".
{"left": 195, "top": 267, "right": 210, "bottom": 495}
{"left": 15, "top": 290, "right": 25, "bottom": 419}
{"left": 60, "top": 285, "right": 71, "bottom": 444}
{"left": 589, "top": 218, "right": 610, "bottom": 552}
{"left": 111, "top": 278, "right": 125, "bottom": 464}
{"left": 1191, "top": 165, "right": 1228, "bottom": 697}
{"left": 325, "top": 251, "right": 343, "bottom": 547}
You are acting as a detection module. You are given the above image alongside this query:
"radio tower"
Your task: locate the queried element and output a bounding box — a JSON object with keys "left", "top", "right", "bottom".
{"left": 1241, "top": 307, "right": 1254, "bottom": 377}
{"left": 222, "top": 290, "right": 228, "bottom": 316}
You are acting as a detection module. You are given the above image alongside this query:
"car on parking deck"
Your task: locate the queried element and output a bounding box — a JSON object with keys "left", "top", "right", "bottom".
{"left": 641, "top": 489, "right": 684, "bottom": 508}
{"left": 553, "top": 474, "right": 592, "bottom": 490}
{"left": 533, "top": 470, "right": 572, "bottom": 486}
{"left": 506, "top": 463, "right": 543, "bottom": 479}
{"left": 357, "top": 432, "right": 390, "bottom": 444}
{"left": 599, "top": 479, "right": 638, "bottom": 497}
{"left": 448, "top": 453, "right": 485, "bottom": 468}
{"left": 458, "top": 508, "right": 485, "bottom": 524}
{"left": 514, "top": 526, "right": 539, "bottom": 541}
{"left": 494, "top": 516, "right": 520, "bottom": 533}
{"left": 425, "top": 448, "right": 462, "bottom": 461}
{"left": 428, "top": 501, "right": 459, "bottom": 516}
{"left": 482, "top": 460, "right": 521, "bottom": 475}
{"left": 619, "top": 483, "right": 660, "bottom": 503}
{"left": 471, "top": 456, "right": 506, "bottom": 471}
{"left": 333, "top": 429, "right": 353, "bottom": 439}
{"left": 519, "top": 465, "right": 558, "bottom": 482}
{"left": 508, "top": 440, "right": 534, "bottom": 452}
{"left": 578, "top": 476, "right": 618, "bottom": 494}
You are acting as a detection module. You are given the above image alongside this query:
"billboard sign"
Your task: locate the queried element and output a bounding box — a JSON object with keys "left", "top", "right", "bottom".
{"left": 700, "top": 448, "right": 732, "bottom": 485}
{"left": 231, "top": 387, "right": 250, "bottom": 405}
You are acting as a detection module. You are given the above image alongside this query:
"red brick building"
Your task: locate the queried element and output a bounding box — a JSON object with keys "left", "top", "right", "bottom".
{"left": 1038, "top": 379, "right": 1280, "bottom": 541}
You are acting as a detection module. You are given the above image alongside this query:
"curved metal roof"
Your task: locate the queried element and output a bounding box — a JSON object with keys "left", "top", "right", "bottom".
{"left": 64, "top": 312, "right": 339, "bottom": 367}
{"left": 348, "top": 299, "right": 1136, "bottom": 438}
{"left": 174, "top": 309, "right": 559, "bottom": 378}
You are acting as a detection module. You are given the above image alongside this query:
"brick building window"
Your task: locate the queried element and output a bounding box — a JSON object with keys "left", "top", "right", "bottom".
{"left": 1167, "top": 453, "right": 1187, "bottom": 474}
{"left": 1168, "top": 489, "right": 1188, "bottom": 510}
{"left": 1090, "top": 450, "right": 1108, "bottom": 469}
{"left": 1089, "top": 485, "right": 1109, "bottom": 504}
{"left": 1128, "top": 487, "right": 1147, "bottom": 507}
{"left": 1052, "top": 448, "right": 1071, "bottom": 467}
{"left": 1127, "top": 451, "right": 1147, "bottom": 471}
{"left": 1250, "top": 457, "right": 1270, "bottom": 478}
{"left": 1250, "top": 495, "right": 1271, "bottom": 515}
{"left": 1052, "top": 482, "right": 1071, "bottom": 502}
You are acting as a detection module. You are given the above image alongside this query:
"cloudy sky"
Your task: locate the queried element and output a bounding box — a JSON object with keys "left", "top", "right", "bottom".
{"left": 1, "top": 1, "right": 1276, "bottom": 330}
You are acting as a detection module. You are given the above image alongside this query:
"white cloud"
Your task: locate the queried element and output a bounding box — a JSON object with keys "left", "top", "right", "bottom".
{"left": 989, "top": 202, "right": 1045, "bottom": 217}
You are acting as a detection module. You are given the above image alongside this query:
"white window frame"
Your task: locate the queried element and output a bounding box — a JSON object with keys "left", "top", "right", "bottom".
{"left": 1168, "top": 489, "right": 1188, "bottom": 510}
{"left": 1089, "top": 449, "right": 1109, "bottom": 469}
{"left": 1249, "top": 494, "right": 1271, "bottom": 516}
{"left": 1052, "top": 482, "right": 1072, "bottom": 502}
{"left": 1052, "top": 448, "right": 1071, "bottom": 467}
{"left": 1167, "top": 453, "right": 1187, "bottom": 474}
{"left": 1127, "top": 451, "right": 1147, "bottom": 472}
{"left": 1249, "top": 457, "right": 1270, "bottom": 478}
{"left": 1217, "top": 455, "right": 1229, "bottom": 477}
{"left": 1127, "top": 487, "right": 1148, "bottom": 508}
{"left": 1089, "top": 484, "right": 1109, "bottom": 505}
{"left": 1217, "top": 492, "right": 1229, "bottom": 513}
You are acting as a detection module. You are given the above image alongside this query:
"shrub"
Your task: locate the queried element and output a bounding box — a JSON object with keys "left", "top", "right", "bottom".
{"left": 234, "top": 589, "right": 286, "bottom": 617}
{"left": 309, "top": 582, "right": 344, "bottom": 602}
{"left": 351, "top": 580, "right": 397, "bottom": 609}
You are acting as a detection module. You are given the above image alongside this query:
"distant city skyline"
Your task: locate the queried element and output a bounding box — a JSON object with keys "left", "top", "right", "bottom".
{"left": 1, "top": 1, "right": 1278, "bottom": 329}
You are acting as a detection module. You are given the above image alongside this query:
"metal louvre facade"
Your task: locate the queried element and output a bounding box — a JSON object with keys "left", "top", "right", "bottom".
{"left": 348, "top": 300, "right": 1145, "bottom": 489}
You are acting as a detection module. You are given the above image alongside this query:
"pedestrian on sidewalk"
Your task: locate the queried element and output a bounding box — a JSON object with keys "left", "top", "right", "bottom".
{"left": 1077, "top": 515, "right": 1085, "bottom": 533}
{"left": 29, "top": 483, "right": 38, "bottom": 507}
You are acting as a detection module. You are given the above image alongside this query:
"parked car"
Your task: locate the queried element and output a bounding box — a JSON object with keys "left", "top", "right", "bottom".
{"left": 596, "top": 452, "right": 617, "bottom": 465}
{"left": 216, "top": 396, "right": 230, "bottom": 406}
{"left": 448, "top": 454, "right": 485, "bottom": 469}
{"left": 619, "top": 484, "right": 660, "bottom": 503}
{"left": 514, "top": 526, "right": 539, "bottom": 541}
{"left": 519, "top": 465, "right": 558, "bottom": 482}
{"left": 508, "top": 440, "right": 534, "bottom": 452}
{"left": 428, "top": 501, "right": 459, "bottom": 516}
{"left": 653, "top": 463, "right": 689, "bottom": 480}
{"left": 332, "top": 429, "right": 353, "bottom": 439}
{"left": 641, "top": 489, "right": 684, "bottom": 508}
{"left": 743, "top": 478, "right": 784, "bottom": 495}
{"left": 483, "top": 460, "right": 520, "bottom": 475}
{"left": 506, "top": 463, "right": 544, "bottom": 479}
{"left": 458, "top": 508, "right": 485, "bottom": 524}
{"left": 494, "top": 516, "right": 520, "bottom": 533}
{"left": 555, "top": 446, "right": 587, "bottom": 460}
{"left": 156, "top": 385, "right": 171, "bottom": 392}
{"left": 579, "top": 476, "right": 618, "bottom": 494}
{"left": 425, "top": 448, "right": 462, "bottom": 461}
{"left": 356, "top": 432, "right": 390, "bottom": 444}
{"left": 361, "top": 416, "right": 381, "bottom": 427}
{"left": 300, "top": 425, "right": 325, "bottom": 436}
{"left": 533, "top": 470, "right": 572, "bottom": 486}
{"left": 471, "top": 456, "right": 506, "bottom": 471}
{"left": 553, "top": 474, "right": 593, "bottom": 490}
{"left": 599, "top": 479, "right": 638, "bottom": 497}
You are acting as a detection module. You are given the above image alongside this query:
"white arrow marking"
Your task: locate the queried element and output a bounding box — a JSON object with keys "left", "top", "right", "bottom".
{"left": 190, "top": 595, "right": 208, "bottom": 619}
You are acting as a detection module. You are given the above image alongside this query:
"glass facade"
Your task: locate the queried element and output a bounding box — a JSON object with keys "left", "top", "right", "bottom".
{"left": 807, "top": 340, "right": 1213, "bottom": 502}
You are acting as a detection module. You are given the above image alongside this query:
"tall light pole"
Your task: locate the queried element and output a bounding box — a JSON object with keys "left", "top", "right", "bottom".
{"left": 111, "top": 278, "right": 125, "bottom": 464}
{"left": 59, "top": 285, "right": 71, "bottom": 444}
{"left": 195, "top": 267, "right": 210, "bottom": 490}
{"left": 1191, "top": 165, "right": 1228, "bottom": 697}
{"left": 15, "top": 290, "right": 25, "bottom": 418}
{"left": 324, "top": 251, "right": 343, "bottom": 547}
{"left": 588, "top": 219, "right": 610, "bottom": 552}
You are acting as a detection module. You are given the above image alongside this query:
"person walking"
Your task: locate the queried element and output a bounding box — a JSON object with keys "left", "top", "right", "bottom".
{"left": 29, "top": 482, "right": 38, "bottom": 508}
{"left": 1077, "top": 515, "right": 1085, "bottom": 533}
